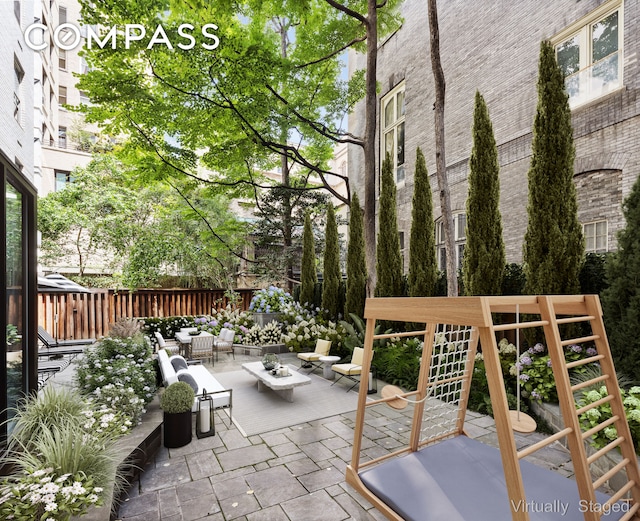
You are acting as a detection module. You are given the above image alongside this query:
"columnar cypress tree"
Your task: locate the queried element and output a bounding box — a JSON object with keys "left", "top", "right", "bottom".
{"left": 300, "top": 212, "right": 317, "bottom": 306}
{"left": 602, "top": 175, "right": 640, "bottom": 382}
{"left": 321, "top": 204, "right": 340, "bottom": 319}
{"left": 345, "top": 192, "right": 366, "bottom": 320}
{"left": 408, "top": 148, "right": 437, "bottom": 297}
{"left": 523, "top": 41, "right": 584, "bottom": 295}
{"left": 376, "top": 153, "right": 404, "bottom": 297}
{"left": 463, "top": 91, "right": 505, "bottom": 295}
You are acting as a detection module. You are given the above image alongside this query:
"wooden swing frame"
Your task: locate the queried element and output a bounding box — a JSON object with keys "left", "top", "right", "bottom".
{"left": 345, "top": 295, "right": 640, "bottom": 521}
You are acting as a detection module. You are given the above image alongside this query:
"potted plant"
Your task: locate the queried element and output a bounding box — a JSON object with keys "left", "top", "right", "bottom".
{"left": 160, "top": 381, "right": 195, "bottom": 448}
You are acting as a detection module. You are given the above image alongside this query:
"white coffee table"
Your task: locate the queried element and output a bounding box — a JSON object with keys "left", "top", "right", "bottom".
{"left": 242, "top": 361, "right": 311, "bottom": 402}
{"left": 319, "top": 355, "right": 341, "bottom": 379}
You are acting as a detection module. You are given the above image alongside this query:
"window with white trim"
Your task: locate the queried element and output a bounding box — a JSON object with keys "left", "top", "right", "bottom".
{"left": 55, "top": 170, "right": 74, "bottom": 191}
{"left": 59, "top": 49, "right": 67, "bottom": 70}
{"left": 436, "top": 213, "right": 466, "bottom": 271}
{"left": 554, "top": 1, "right": 622, "bottom": 108}
{"left": 583, "top": 220, "right": 608, "bottom": 253}
{"left": 381, "top": 83, "right": 405, "bottom": 184}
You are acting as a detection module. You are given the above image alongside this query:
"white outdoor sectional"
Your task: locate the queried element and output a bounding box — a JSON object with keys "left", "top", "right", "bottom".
{"left": 157, "top": 349, "right": 232, "bottom": 420}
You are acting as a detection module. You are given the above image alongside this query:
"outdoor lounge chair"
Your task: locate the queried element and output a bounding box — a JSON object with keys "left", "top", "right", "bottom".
{"left": 214, "top": 328, "right": 235, "bottom": 361}
{"left": 37, "top": 326, "right": 94, "bottom": 360}
{"left": 331, "top": 347, "right": 365, "bottom": 392}
{"left": 190, "top": 334, "right": 215, "bottom": 363}
{"left": 37, "top": 358, "right": 71, "bottom": 389}
{"left": 154, "top": 331, "right": 180, "bottom": 355}
{"left": 297, "top": 339, "right": 332, "bottom": 372}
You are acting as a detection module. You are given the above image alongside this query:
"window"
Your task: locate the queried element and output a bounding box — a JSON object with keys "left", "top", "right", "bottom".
{"left": 59, "top": 49, "right": 67, "bottom": 70}
{"left": 399, "top": 231, "right": 405, "bottom": 251}
{"left": 80, "top": 57, "right": 90, "bottom": 75}
{"left": 59, "top": 86, "right": 67, "bottom": 106}
{"left": 58, "top": 126, "right": 67, "bottom": 149}
{"left": 55, "top": 170, "right": 74, "bottom": 190}
{"left": 13, "top": 57, "right": 24, "bottom": 124}
{"left": 583, "top": 220, "right": 608, "bottom": 253}
{"left": 59, "top": 6, "right": 67, "bottom": 24}
{"left": 436, "top": 213, "right": 466, "bottom": 271}
{"left": 381, "top": 83, "right": 405, "bottom": 183}
{"left": 79, "top": 90, "right": 90, "bottom": 105}
{"left": 554, "top": 2, "right": 622, "bottom": 107}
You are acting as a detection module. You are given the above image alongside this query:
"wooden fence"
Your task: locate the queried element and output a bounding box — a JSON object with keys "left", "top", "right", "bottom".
{"left": 38, "top": 288, "right": 255, "bottom": 341}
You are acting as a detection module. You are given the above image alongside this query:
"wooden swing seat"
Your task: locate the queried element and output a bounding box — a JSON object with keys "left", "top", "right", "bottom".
{"left": 358, "top": 435, "right": 627, "bottom": 521}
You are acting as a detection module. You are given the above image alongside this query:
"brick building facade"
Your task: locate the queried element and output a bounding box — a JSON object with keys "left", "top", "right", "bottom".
{"left": 348, "top": 0, "right": 639, "bottom": 268}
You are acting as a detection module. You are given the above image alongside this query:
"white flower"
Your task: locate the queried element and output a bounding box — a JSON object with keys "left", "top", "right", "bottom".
{"left": 40, "top": 482, "right": 60, "bottom": 494}
{"left": 44, "top": 501, "right": 58, "bottom": 512}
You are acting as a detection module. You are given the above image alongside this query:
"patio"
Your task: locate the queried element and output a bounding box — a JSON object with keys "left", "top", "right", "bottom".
{"left": 60, "top": 351, "right": 577, "bottom": 521}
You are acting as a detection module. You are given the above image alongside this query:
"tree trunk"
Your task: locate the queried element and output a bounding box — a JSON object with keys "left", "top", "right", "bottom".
{"left": 363, "top": 0, "right": 378, "bottom": 297}
{"left": 427, "top": 0, "right": 457, "bottom": 296}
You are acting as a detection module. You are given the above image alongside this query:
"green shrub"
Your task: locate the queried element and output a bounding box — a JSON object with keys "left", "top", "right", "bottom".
{"left": 160, "top": 382, "right": 195, "bottom": 414}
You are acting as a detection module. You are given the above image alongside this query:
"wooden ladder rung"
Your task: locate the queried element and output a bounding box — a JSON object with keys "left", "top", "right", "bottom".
{"left": 603, "top": 480, "right": 635, "bottom": 509}
{"left": 517, "top": 427, "right": 573, "bottom": 459}
{"left": 556, "top": 315, "right": 596, "bottom": 325}
{"left": 593, "top": 458, "right": 630, "bottom": 490}
{"left": 492, "top": 320, "right": 549, "bottom": 332}
{"left": 561, "top": 334, "right": 600, "bottom": 346}
{"left": 587, "top": 437, "right": 625, "bottom": 465}
{"left": 373, "top": 330, "right": 427, "bottom": 340}
{"left": 583, "top": 415, "right": 620, "bottom": 440}
{"left": 576, "top": 394, "right": 614, "bottom": 416}
{"left": 617, "top": 500, "right": 639, "bottom": 521}
{"left": 571, "top": 374, "right": 610, "bottom": 393}
{"left": 566, "top": 354, "right": 604, "bottom": 369}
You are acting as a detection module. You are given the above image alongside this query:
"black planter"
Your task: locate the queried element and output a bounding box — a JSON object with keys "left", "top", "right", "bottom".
{"left": 163, "top": 411, "right": 192, "bottom": 448}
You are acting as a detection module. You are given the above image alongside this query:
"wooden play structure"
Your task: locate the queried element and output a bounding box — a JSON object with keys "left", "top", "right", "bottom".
{"left": 346, "top": 295, "right": 640, "bottom": 521}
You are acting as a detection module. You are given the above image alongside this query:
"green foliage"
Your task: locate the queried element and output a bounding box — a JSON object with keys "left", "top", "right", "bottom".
{"left": 372, "top": 338, "right": 422, "bottom": 391}
{"left": 579, "top": 253, "right": 610, "bottom": 295}
{"left": 408, "top": 148, "right": 437, "bottom": 297}
{"left": 300, "top": 212, "right": 317, "bottom": 306}
{"left": 249, "top": 286, "right": 293, "bottom": 313}
{"left": 375, "top": 154, "right": 403, "bottom": 297}
{"left": 463, "top": 92, "right": 505, "bottom": 296}
{"left": 322, "top": 205, "right": 341, "bottom": 319}
{"left": 523, "top": 41, "right": 584, "bottom": 295}
{"left": 576, "top": 386, "right": 640, "bottom": 451}
{"left": 160, "top": 382, "right": 196, "bottom": 414}
{"left": 602, "top": 175, "right": 640, "bottom": 383}
{"left": 345, "top": 192, "right": 366, "bottom": 321}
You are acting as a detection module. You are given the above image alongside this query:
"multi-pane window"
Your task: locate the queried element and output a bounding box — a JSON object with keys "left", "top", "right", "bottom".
{"left": 59, "top": 49, "right": 67, "bottom": 70}
{"left": 436, "top": 213, "right": 466, "bottom": 271}
{"left": 59, "top": 86, "right": 68, "bottom": 106}
{"left": 79, "top": 91, "right": 90, "bottom": 105}
{"left": 58, "top": 126, "right": 67, "bottom": 148}
{"left": 583, "top": 220, "right": 608, "bottom": 253}
{"left": 381, "top": 83, "right": 405, "bottom": 184}
{"left": 13, "top": 57, "right": 24, "bottom": 124}
{"left": 59, "top": 6, "right": 67, "bottom": 24}
{"left": 555, "top": 3, "right": 622, "bottom": 107}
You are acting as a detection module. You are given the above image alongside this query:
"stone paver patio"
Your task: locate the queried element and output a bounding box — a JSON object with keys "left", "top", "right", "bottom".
{"left": 107, "top": 352, "right": 579, "bottom": 521}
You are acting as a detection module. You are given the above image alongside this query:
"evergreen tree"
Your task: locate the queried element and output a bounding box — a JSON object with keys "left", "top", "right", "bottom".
{"left": 322, "top": 204, "right": 341, "bottom": 319}
{"left": 408, "top": 148, "right": 438, "bottom": 297}
{"left": 523, "top": 41, "right": 584, "bottom": 295}
{"left": 300, "top": 212, "right": 317, "bottom": 306}
{"left": 345, "top": 193, "right": 367, "bottom": 320}
{"left": 463, "top": 91, "right": 505, "bottom": 295}
{"left": 602, "top": 176, "right": 640, "bottom": 382}
{"left": 376, "top": 154, "right": 404, "bottom": 297}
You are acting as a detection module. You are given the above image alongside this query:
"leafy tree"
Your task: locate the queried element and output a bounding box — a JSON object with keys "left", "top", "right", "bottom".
{"left": 300, "top": 212, "right": 317, "bottom": 306}
{"left": 602, "top": 176, "right": 640, "bottom": 382}
{"left": 523, "top": 41, "right": 584, "bottom": 295}
{"left": 463, "top": 91, "right": 505, "bottom": 295}
{"left": 375, "top": 154, "right": 403, "bottom": 297}
{"left": 321, "top": 204, "right": 341, "bottom": 318}
{"left": 345, "top": 193, "right": 366, "bottom": 321}
{"left": 408, "top": 148, "right": 437, "bottom": 297}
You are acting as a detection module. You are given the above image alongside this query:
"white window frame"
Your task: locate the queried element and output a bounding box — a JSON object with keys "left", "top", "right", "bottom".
{"left": 553, "top": 0, "right": 623, "bottom": 108}
{"left": 436, "top": 213, "right": 466, "bottom": 271}
{"left": 583, "top": 220, "right": 608, "bottom": 253}
{"left": 380, "top": 82, "right": 406, "bottom": 185}
{"left": 59, "top": 49, "right": 67, "bottom": 70}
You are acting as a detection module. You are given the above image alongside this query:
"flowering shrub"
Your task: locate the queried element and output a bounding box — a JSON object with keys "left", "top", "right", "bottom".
{"left": 509, "top": 343, "right": 596, "bottom": 402}
{"left": 577, "top": 386, "right": 640, "bottom": 451}
{"left": 81, "top": 404, "right": 133, "bottom": 439}
{"left": 240, "top": 321, "right": 283, "bottom": 346}
{"left": 75, "top": 335, "right": 156, "bottom": 424}
{"left": 249, "top": 286, "right": 293, "bottom": 313}
{"left": 0, "top": 467, "right": 104, "bottom": 521}
{"left": 281, "top": 317, "right": 343, "bottom": 353}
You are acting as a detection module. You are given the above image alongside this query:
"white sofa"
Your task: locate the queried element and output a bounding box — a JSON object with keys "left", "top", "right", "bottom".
{"left": 157, "top": 350, "right": 232, "bottom": 419}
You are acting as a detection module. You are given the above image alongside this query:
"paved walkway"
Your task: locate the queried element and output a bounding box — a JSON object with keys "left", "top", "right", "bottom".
{"left": 103, "top": 352, "right": 579, "bottom": 521}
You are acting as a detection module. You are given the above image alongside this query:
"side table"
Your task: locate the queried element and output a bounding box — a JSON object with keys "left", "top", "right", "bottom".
{"left": 319, "top": 355, "right": 341, "bottom": 380}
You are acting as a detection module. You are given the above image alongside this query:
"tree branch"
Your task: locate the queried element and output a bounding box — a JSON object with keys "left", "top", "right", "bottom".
{"left": 323, "top": 0, "right": 368, "bottom": 25}
{"left": 296, "top": 34, "right": 366, "bottom": 69}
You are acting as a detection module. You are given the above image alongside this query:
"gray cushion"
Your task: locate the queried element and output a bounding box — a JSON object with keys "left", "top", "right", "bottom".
{"left": 170, "top": 355, "right": 188, "bottom": 372}
{"left": 177, "top": 371, "right": 198, "bottom": 393}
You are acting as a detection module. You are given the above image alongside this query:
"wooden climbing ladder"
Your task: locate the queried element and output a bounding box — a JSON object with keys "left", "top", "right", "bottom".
{"left": 346, "top": 295, "right": 640, "bottom": 521}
